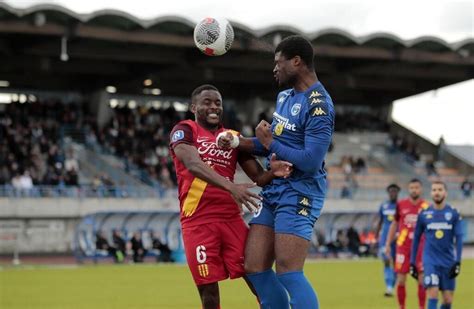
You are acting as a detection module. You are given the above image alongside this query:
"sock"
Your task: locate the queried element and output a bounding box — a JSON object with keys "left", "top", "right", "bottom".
{"left": 440, "top": 304, "right": 452, "bottom": 309}
{"left": 427, "top": 298, "right": 437, "bottom": 309}
{"left": 397, "top": 285, "right": 406, "bottom": 309}
{"left": 418, "top": 284, "right": 426, "bottom": 309}
{"left": 246, "top": 269, "right": 289, "bottom": 309}
{"left": 384, "top": 266, "right": 395, "bottom": 291}
{"left": 277, "top": 271, "right": 319, "bottom": 309}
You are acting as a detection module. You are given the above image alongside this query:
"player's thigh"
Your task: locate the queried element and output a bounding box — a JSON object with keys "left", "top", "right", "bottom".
{"left": 275, "top": 233, "right": 311, "bottom": 273}
{"left": 439, "top": 266, "right": 456, "bottom": 294}
{"left": 423, "top": 264, "right": 442, "bottom": 290}
{"left": 182, "top": 224, "right": 227, "bottom": 285}
{"left": 244, "top": 224, "right": 275, "bottom": 273}
{"left": 394, "top": 246, "right": 410, "bottom": 274}
{"left": 219, "top": 219, "right": 248, "bottom": 279}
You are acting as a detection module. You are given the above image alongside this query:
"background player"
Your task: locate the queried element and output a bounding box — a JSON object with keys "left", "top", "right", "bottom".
{"left": 375, "top": 183, "right": 400, "bottom": 297}
{"left": 385, "top": 179, "right": 429, "bottom": 309}
{"left": 410, "top": 181, "right": 463, "bottom": 309}
{"left": 170, "top": 84, "right": 293, "bottom": 309}
{"left": 219, "top": 35, "right": 335, "bottom": 309}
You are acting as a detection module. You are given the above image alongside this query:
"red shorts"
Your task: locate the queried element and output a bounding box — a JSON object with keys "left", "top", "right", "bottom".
{"left": 395, "top": 244, "right": 423, "bottom": 274}
{"left": 182, "top": 218, "right": 248, "bottom": 286}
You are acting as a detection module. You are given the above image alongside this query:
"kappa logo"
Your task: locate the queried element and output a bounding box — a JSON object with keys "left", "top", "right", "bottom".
{"left": 310, "top": 98, "right": 324, "bottom": 105}
{"left": 312, "top": 107, "right": 327, "bottom": 116}
{"left": 309, "top": 90, "right": 322, "bottom": 99}
{"left": 299, "top": 197, "right": 311, "bottom": 207}
{"left": 298, "top": 207, "right": 309, "bottom": 217}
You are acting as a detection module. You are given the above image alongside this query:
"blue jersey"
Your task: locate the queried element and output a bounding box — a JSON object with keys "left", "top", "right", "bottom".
{"left": 263, "top": 81, "right": 335, "bottom": 198}
{"left": 378, "top": 201, "right": 397, "bottom": 245}
{"left": 412, "top": 205, "right": 463, "bottom": 267}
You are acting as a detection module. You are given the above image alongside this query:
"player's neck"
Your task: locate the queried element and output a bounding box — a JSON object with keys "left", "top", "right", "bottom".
{"left": 433, "top": 202, "right": 445, "bottom": 210}
{"left": 293, "top": 71, "right": 318, "bottom": 92}
{"left": 196, "top": 120, "right": 219, "bottom": 132}
{"left": 409, "top": 197, "right": 420, "bottom": 204}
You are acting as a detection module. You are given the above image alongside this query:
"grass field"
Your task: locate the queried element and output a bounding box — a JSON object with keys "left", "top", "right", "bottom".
{"left": 1, "top": 259, "right": 473, "bottom": 309}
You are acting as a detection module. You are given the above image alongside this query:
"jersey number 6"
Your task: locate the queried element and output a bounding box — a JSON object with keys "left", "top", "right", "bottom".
{"left": 196, "top": 245, "right": 207, "bottom": 263}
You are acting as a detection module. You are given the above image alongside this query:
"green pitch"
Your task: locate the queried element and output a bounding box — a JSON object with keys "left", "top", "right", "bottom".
{"left": 1, "top": 259, "right": 473, "bottom": 308}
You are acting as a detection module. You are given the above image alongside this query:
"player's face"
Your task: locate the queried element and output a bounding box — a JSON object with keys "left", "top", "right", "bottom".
{"left": 431, "top": 183, "right": 447, "bottom": 204}
{"left": 408, "top": 182, "right": 422, "bottom": 200}
{"left": 273, "top": 51, "right": 297, "bottom": 87}
{"left": 192, "top": 90, "right": 223, "bottom": 128}
{"left": 387, "top": 187, "right": 399, "bottom": 201}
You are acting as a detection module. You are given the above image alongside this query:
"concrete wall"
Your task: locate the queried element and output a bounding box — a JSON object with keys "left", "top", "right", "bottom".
{"left": 1, "top": 197, "right": 472, "bottom": 254}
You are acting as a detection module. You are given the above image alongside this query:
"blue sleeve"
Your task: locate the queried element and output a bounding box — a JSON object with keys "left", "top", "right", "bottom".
{"left": 454, "top": 212, "right": 464, "bottom": 262}
{"left": 410, "top": 214, "right": 424, "bottom": 264}
{"left": 251, "top": 137, "right": 270, "bottom": 157}
{"left": 268, "top": 110, "right": 333, "bottom": 173}
{"left": 378, "top": 205, "right": 383, "bottom": 220}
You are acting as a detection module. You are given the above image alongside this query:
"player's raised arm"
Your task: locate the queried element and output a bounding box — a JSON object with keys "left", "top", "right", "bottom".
{"left": 255, "top": 109, "right": 333, "bottom": 173}
{"left": 238, "top": 153, "right": 293, "bottom": 187}
{"left": 173, "top": 143, "right": 261, "bottom": 212}
{"left": 217, "top": 132, "right": 270, "bottom": 157}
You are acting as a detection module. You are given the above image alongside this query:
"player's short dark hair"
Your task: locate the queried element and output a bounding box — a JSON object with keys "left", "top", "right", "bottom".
{"left": 191, "top": 84, "right": 219, "bottom": 101}
{"left": 386, "top": 183, "right": 401, "bottom": 191}
{"left": 409, "top": 178, "right": 422, "bottom": 185}
{"left": 275, "top": 35, "right": 314, "bottom": 68}
{"left": 431, "top": 180, "right": 447, "bottom": 190}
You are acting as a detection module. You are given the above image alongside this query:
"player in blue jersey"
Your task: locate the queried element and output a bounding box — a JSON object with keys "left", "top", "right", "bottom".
{"left": 375, "top": 183, "right": 400, "bottom": 297}
{"left": 410, "top": 181, "right": 463, "bottom": 309}
{"left": 218, "top": 35, "right": 335, "bottom": 309}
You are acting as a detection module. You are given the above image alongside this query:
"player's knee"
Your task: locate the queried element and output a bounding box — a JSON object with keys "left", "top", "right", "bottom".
{"left": 442, "top": 293, "right": 453, "bottom": 304}
{"left": 244, "top": 259, "right": 261, "bottom": 274}
{"left": 397, "top": 275, "right": 407, "bottom": 286}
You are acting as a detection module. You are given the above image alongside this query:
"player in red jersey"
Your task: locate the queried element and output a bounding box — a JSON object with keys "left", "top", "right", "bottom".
{"left": 170, "top": 84, "right": 293, "bottom": 309}
{"left": 385, "top": 179, "right": 430, "bottom": 309}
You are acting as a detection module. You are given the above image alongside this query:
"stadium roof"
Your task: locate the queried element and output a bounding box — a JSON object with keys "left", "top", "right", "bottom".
{"left": 0, "top": 3, "right": 473, "bottom": 103}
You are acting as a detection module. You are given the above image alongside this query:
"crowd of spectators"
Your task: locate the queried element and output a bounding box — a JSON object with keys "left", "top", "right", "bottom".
{"left": 0, "top": 100, "right": 82, "bottom": 195}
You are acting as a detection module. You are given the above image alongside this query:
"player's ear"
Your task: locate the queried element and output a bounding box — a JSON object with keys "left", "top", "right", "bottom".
{"left": 292, "top": 55, "right": 302, "bottom": 67}
{"left": 190, "top": 103, "right": 197, "bottom": 113}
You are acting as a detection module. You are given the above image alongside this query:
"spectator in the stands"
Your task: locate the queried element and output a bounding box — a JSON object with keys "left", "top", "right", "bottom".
{"left": 130, "top": 231, "right": 147, "bottom": 263}
{"left": 461, "top": 178, "right": 472, "bottom": 198}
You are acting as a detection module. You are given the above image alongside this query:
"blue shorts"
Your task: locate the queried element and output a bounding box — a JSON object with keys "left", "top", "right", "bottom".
{"left": 378, "top": 241, "right": 396, "bottom": 261}
{"left": 249, "top": 186, "right": 324, "bottom": 241}
{"left": 423, "top": 264, "right": 456, "bottom": 291}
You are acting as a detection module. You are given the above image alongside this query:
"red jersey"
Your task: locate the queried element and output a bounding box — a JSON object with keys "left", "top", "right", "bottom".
{"left": 394, "top": 198, "right": 429, "bottom": 249}
{"left": 170, "top": 120, "right": 244, "bottom": 228}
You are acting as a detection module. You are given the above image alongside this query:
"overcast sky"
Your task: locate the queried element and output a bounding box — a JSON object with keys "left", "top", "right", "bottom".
{"left": 5, "top": 0, "right": 473, "bottom": 42}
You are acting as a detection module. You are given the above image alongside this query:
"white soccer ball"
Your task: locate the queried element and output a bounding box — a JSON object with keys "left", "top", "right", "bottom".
{"left": 193, "top": 17, "right": 234, "bottom": 56}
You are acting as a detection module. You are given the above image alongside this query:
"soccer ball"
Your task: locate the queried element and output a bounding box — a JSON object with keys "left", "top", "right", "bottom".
{"left": 193, "top": 17, "right": 234, "bottom": 56}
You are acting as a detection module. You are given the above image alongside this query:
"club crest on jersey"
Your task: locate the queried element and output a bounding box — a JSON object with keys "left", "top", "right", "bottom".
{"left": 291, "top": 103, "right": 301, "bottom": 116}
{"left": 445, "top": 212, "right": 452, "bottom": 221}
{"left": 172, "top": 130, "right": 184, "bottom": 142}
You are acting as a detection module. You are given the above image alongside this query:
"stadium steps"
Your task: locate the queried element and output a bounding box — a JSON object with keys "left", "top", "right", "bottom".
{"left": 74, "top": 142, "right": 152, "bottom": 190}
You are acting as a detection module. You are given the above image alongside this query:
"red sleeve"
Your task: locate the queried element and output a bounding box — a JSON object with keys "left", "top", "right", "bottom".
{"left": 394, "top": 201, "right": 401, "bottom": 222}
{"left": 170, "top": 123, "right": 194, "bottom": 149}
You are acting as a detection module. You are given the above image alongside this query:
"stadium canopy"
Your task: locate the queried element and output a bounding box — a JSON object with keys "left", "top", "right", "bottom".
{"left": 0, "top": 3, "right": 473, "bottom": 104}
